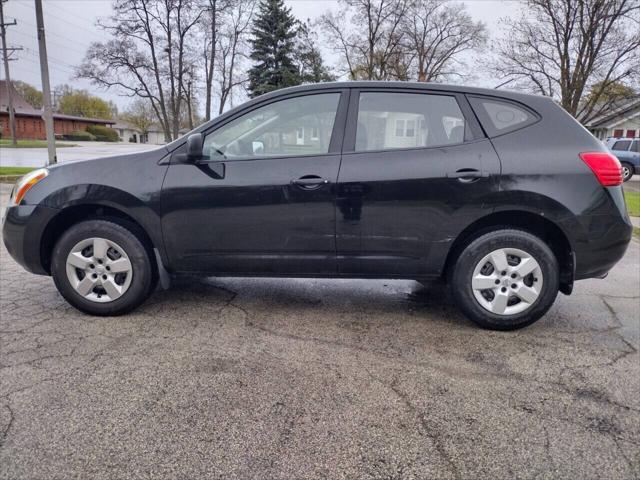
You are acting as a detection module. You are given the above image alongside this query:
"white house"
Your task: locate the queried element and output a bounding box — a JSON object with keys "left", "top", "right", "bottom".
{"left": 112, "top": 121, "right": 140, "bottom": 143}
{"left": 586, "top": 97, "right": 640, "bottom": 140}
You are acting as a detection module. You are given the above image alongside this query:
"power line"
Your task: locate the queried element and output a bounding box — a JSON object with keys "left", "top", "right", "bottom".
{"left": 12, "top": 0, "right": 105, "bottom": 41}
{"left": 7, "top": 17, "right": 95, "bottom": 55}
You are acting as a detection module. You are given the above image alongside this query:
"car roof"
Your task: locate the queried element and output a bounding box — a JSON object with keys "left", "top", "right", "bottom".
{"left": 261, "top": 81, "right": 546, "bottom": 103}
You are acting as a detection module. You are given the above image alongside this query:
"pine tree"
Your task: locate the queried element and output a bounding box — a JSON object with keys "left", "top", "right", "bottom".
{"left": 248, "top": 0, "right": 301, "bottom": 98}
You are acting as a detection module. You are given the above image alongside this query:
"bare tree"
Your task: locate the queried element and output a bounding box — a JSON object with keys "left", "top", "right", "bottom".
{"left": 216, "top": 0, "right": 256, "bottom": 114}
{"left": 320, "top": 0, "right": 408, "bottom": 80}
{"left": 122, "top": 98, "right": 156, "bottom": 139}
{"left": 200, "top": 0, "right": 232, "bottom": 121}
{"left": 77, "top": 0, "right": 204, "bottom": 141}
{"left": 295, "top": 20, "right": 336, "bottom": 83}
{"left": 493, "top": 0, "right": 640, "bottom": 122}
{"left": 402, "top": 0, "right": 486, "bottom": 82}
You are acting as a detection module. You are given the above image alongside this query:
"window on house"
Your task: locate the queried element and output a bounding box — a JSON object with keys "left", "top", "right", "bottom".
{"left": 613, "top": 129, "right": 624, "bottom": 138}
{"left": 395, "top": 119, "right": 405, "bottom": 137}
{"left": 405, "top": 119, "right": 415, "bottom": 137}
{"left": 626, "top": 130, "right": 637, "bottom": 138}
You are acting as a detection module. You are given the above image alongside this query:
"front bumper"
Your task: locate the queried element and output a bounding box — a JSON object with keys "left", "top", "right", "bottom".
{"left": 2, "top": 203, "right": 59, "bottom": 275}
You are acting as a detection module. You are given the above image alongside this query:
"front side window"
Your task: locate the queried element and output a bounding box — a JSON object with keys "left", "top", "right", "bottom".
{"left": 203, "top": 93, "right": 340, "bottom": 160}
{"left": 612, "top": 140, "right": 632, "bottom": 151}
{"left": 355, "top": 92, "right": 467, "bottom": 152}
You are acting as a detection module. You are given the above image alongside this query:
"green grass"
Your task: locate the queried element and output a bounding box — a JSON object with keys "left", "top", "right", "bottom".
{"left": 0, "top": 167, "right": 35, "bottom": 176}
{"left": 624, "top": 191, "right": 640, "bottom": 217}
{"left": 0, "top": 139, "right": 76, "bottom": 148}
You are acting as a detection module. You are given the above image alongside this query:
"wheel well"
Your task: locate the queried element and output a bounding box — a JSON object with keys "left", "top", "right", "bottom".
{"left": 443, "top": 211, "right": 574, "bottom": 294}
{"left": 40, "top": 204, "right": 157, "bottom": 275}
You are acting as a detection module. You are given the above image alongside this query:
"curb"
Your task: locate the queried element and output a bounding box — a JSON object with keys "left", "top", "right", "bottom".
{"left": 0, "top": 176, "right": 20, "bottom": 183}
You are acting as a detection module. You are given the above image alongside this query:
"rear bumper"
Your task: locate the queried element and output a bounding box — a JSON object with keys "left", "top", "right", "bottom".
{"left": 573, "top": 214, "right": 633, "bottom": 280}
{"left": 2, "top": 203, "right": 59, "bottom": 275}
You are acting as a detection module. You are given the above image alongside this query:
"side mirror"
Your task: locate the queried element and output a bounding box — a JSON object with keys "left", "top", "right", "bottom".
{"left": 186, "top": 133, "right": 204, "bottom": 161}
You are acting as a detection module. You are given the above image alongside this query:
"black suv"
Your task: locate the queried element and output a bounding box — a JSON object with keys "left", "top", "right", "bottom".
{"left": 2, "top": 82, "right": 632, "bottom": 330}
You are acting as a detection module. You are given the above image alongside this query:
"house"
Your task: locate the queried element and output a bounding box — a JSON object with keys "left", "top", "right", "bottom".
{"left": 0, "top": 80, "right": 115, "bottom": 140}
{"left": 111, "top": 121, "right": 140, "bottom": 143}
{"left": 110, "top": 120, "right": 190, "bottom": 145}
{"left": 586, "top": 97, "right": 640, "bottom": 140}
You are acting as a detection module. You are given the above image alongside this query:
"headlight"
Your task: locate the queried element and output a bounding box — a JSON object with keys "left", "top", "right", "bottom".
{"left": 9, "top": 168, "right": 49, "bottom": 206}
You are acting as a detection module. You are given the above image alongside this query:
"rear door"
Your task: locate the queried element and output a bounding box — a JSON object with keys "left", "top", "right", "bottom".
{"left": 336, "top": 88, "right": 501, "bottom": 277}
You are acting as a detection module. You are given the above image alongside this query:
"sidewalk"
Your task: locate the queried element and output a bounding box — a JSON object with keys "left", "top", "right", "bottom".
{"left": 0, "top": 141, "right": 162, "bottom": 168}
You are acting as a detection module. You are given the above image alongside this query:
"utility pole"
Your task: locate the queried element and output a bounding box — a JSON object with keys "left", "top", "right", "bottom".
{"left": 0, "top": 0, "right": 18, "bottom": 146}
{"left": 34, "top": 0, "right": 55, "bottom": 164}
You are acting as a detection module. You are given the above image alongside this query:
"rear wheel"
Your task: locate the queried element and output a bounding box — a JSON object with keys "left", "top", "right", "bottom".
{"left": 51, "top": 220, "right": 155, "bottom": 315}
{"left": 621, "top": 163, "right": 634, "bottom": 182}
{"left": 450, "top": 229, "right": 559, "bottom": 330}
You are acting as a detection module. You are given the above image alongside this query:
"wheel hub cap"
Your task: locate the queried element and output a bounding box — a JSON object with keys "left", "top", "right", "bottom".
{"left": 65, "top": 237, "right": 133, "bottom": 303}
{"left": 471, "top": 247, "right": 544, "bottom": 316}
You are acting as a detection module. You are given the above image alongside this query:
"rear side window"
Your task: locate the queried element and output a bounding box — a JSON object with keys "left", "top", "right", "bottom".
{"left": 468, "top": 96, "right": 538, "bottom": 137}
{"left": 355, "top": 92, "right": 469, "bottom": 152}
{"left": 612, "top": 140, "right": 632, "bottom": 151}
{"left": 632, "top": 141, "right": 638, "bottom": 153}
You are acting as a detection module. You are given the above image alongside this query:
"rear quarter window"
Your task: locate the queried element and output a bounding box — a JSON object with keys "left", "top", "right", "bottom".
{"left": 467, "top": 96, "right": 538, "bottom": 137}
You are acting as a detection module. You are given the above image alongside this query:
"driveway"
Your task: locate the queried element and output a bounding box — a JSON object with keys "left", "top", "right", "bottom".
{"left": 0, "top": 184, "right": 638, "bottom": 479}
{"left": 0, "top": 142, "right": 163, "bottom": 168}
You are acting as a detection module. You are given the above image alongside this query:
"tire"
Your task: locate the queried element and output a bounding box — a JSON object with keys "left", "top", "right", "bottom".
{"left": 621, "top": 163, "right": 634, "bottom": 182}
{"left": 450, "top": 229, "right": 559, "bottom": 330}
{"left": 51, "top": 220, "right": 155, "bottom": 316}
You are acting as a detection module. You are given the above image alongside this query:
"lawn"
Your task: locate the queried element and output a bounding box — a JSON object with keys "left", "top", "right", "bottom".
{"left": 0, "top": 139, "right": 76, "bottom": 148}
{"left": 0, "top": 167, "right": 35, "bottom": 176}
{"left": 624, "top": 191, "right": 639, "bottom": 217}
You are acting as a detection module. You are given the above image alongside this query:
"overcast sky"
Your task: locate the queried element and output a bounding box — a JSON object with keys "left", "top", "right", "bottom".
{"left": 3, "top": 0, "right": 523, "bottom": 112}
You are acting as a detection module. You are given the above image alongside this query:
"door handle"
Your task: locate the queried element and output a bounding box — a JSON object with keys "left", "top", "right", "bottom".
{"left": 446, "top": 169, "right": 490, "bottom": 182}
{"left": 292, "top": 176, "right": 330, "bottom": 189}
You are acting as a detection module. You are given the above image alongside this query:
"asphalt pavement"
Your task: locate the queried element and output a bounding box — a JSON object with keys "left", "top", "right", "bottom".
{"left": 1, "top": 184, "right": 639, "bottom": 479}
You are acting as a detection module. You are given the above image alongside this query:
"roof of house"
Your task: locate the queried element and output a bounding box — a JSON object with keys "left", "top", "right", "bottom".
{"left": 112, "top": 121, "right": 138, "bottom": 131}
{"left": 0, "top": 80, "right": 116, "bottom": 125}
{"left": 585, "top": 96, "right": 640, "bottom": 129}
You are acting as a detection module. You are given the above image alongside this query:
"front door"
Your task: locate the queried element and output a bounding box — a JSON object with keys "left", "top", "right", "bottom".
{"left": 161, "top": 90, "right": 348, "bottom": 275}
{"left": 336, "top": 89, "right": 501, "bottom": 277}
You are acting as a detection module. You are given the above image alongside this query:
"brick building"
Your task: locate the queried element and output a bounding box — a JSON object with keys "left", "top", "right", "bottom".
{"left": 0, "top": 80, "right": 115, "bottom": 140}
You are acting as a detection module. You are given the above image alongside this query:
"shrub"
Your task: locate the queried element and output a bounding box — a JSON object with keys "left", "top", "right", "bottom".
{"left": 64, "top": 130, "right": 96, "bottom": 141}
{"left": 86, "top": 125, "right": 120, "bottom": 142}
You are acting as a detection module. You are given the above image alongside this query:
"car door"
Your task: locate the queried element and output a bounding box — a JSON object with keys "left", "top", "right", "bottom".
{"left": 161, "top": 90, "right": 349, "bottom": 275}
{"left": 336, "top": 89, "right": 501, "bottom": 277}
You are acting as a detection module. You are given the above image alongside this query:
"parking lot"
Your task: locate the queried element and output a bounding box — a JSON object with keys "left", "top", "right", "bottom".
{"left": 1, "top": 184, "right": 638, "bottom": 479}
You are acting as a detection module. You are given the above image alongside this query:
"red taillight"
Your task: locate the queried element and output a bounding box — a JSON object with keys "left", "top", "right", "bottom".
{"left": 579, "top": 152, "right": 623, "bottom": 186}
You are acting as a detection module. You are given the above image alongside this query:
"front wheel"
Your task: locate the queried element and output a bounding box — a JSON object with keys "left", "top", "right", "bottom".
{"left": 51, "top": 220, "right": 156, "bottom": 316}
{"left": 621, "top": 163, "right": 634, "bottom": 182}
{"left": 450, "top": 229, "right": 559, "bottom": 330}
